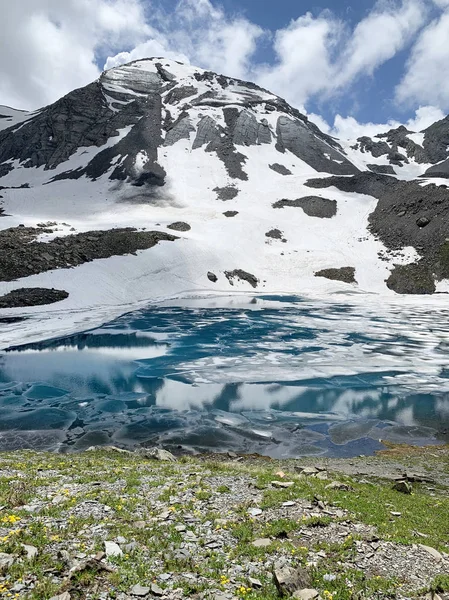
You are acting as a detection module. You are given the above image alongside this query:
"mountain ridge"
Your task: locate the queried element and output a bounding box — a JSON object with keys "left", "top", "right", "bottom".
{"left": 0, "top": 57, "right": 449, "bottom": 348}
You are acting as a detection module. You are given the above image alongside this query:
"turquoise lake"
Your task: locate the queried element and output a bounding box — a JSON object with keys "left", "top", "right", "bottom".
{"left": 0, "top": 295, "right": 448, "bottom": 456}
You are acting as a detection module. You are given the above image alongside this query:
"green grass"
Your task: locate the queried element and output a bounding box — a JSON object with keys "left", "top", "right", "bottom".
{"left": 0, "top": 448, "right": 447, "bottom": 600}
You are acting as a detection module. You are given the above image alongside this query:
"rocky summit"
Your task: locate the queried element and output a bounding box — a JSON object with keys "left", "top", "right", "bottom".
{"left": 0, "top": 58, "right": 449, "bottom": 345}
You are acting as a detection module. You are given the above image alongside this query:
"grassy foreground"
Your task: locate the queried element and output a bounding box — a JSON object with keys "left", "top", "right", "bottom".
{"left": 0, "top": 446, "right": 448, "bottom": 600}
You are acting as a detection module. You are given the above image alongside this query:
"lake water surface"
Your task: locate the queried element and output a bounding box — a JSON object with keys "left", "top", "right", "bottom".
{"left": 1, "top": 295, "right": 449, "bottom": 457}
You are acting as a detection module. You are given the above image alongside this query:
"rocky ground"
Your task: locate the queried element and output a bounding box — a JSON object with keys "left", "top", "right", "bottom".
{"left": 0, "top": 445, "right": 448, "bottom": 600}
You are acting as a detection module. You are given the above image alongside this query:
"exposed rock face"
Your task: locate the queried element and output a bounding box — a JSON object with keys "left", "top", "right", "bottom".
{"left": 315, "top": 267, "right": 357, "bottom": 284}
{"left": 276, "top": 116, "right": 359, "bottom": 176}
{"left": 0, "top": 227, "right": 177, "bottom": 281}
{"left": 225, "top": 270, "right": 259, "bottom": 288}
{"left": 307, "top": 172, "right": 449, "bottom": 290}
{"left": 422, "top": 114, "right": 449, "bottom": 164}
{"left": 164, "top": 113, "right": 194, "bottom": 146}
{"left": 273, "top": 196, "right": 337, "bottom": 218}
{"left": 0, "top": 288, "right": 69, "bottom": 308}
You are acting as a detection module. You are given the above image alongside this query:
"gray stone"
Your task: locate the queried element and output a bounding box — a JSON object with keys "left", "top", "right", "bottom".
{"left": 296, "top": 466, "right": 319, "bottom": 475}
{"left": 248, "top": 577, "right": 263, "bottom": 588}
{"left": 138, "top": 448, "right": 177, "bottom": 462}
{"left": 0, "top": 552, "right": 15, "bottom": 570}
{"left": 21, "top": 544, "right": 38, "bottom": 559}
{"left": 418, "top": 544, "right": 443, "bottom": 562}
{"left": 104, "top": 541, "right": 123, "bottom": 557}
{"left": 325, "top": 481, "right": 352, "bottom": 491}
{"left": 150, "top": 583, "right": 164, "bottom": 596}
{"left": 293, "top": 590, "right": 320, "bottom": 600}
{"left": 207, "top": 271, "right": 218, "bottom": 283}
{"left": 248, "top": 508, "right": 263, "bottom": 517}
{"left": 225, "top": 269, "right": 259, "bottom": 288}
{"left": 164, "top": 115, "right": 195, "bottom": 146}
{"left": 417, "top": 216, "right": 431, "bottom": 227}
{"left": 272, "top": 480, "right": 294, "bottom": 488}
{"left": 386, "top": 263, "right": 436, "bottom": 295}
{"left": 49, "top": 594, "right": 71, "bottom": 600}
{"left": 252, "top": 538, "right": 271, "bottom": 548}
{"left": 130, "top": 584, "right": 150, "bottom": 597}
{"left": 273, "top": 565, "right": 311, "bottom": 596}
{"left": 193, "top": 116, "right": 221, "bottom": 150}
{"left": 52, "top": 495, "right": 65, "bottom": 505}
{"left": 213, "top": 186, "right": 239, "bottom": 201}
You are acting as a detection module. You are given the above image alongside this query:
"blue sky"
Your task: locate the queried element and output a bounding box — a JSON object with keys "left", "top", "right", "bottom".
{"left": 2, "top": 0, "right": 449, "bottom": 138}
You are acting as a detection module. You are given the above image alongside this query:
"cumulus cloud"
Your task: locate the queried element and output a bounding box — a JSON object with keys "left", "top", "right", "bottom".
{"left": 309, "top": 105, "right": 445, "bottom": 140}
{"left": 0, "top": 0, "right": 149, "bottom": 110}
{"left": 254, "top": 12, "right": 342, "bottom": 108}
{"left": 252, "top": 0, "right": 428, "bottom": 108}
{"left": 336, "top": 0, "right": 427, "bottom": 86}
{"left": 105, "top": 0, "right": 264, "bottom": 81}
{"left": 396, "top": 11, "right": 449, "bottom": 110}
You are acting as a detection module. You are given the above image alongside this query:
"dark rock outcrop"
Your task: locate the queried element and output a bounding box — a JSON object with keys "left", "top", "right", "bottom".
{"left": 315, "top": 267, "right": 357, "bottom": 284}
{"left": 207, "top": 272, "right": 218, "bottom": 283}
{"left": 214, "top": 186, "right": 239, "bottom": 201}
{"left": 422, "top": 115, "right": 449, "bottom": 164}
{"left": 269, "top": 163, "right": 292, "bottom": 176}
{"left": 367, "top": 164, "right": 396, "bottom": 175}
{"left": 273, "top": 196, "right": 337, "bottom": 218}
{"left": 0, "top": 226, "right": 177, "bottom": 281}
{"left": 225, "top": 269, "right": 259, "bottom": 288}
{"left": 223, "top": 211, "right": 238, "bottom": 217}
{"left": 265, "top": 229, "right": 284, "bottom": 239}
{"left": 0, "top": 288, "right": 69, "bottom": 308}
{"left": 167, "top": 222, "right": 191, "bottom": 232}
{"left": 386, "top": 263, "right": 436, "bottom": 295}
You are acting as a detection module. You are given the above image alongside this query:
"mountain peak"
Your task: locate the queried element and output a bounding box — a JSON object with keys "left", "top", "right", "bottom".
{"left": 1, "top": 57, "right": 449, "bottom": 338}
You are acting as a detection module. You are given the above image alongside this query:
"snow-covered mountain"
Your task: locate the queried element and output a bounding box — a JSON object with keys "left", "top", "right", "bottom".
{"left": 1, "top": 58, "right": 449, "bottom": 346}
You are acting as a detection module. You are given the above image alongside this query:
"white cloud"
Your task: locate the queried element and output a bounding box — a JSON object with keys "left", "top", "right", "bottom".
{"left": 106, "top": 0, "right": 264, "bottom": 82}
{"left": 254, "top": 12, "right": 342, "bottom": 107}
{"left": 336, "top": 0, "right": 427, "bottom": 86}
{"left": 0, "top": 0, "right": 149, "bottom": 110}
{"left": 308, "top": 105, "right": 445, "bottom": 140}
{"left": 396, "top": 11, "right": 449, "bottom": 110}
